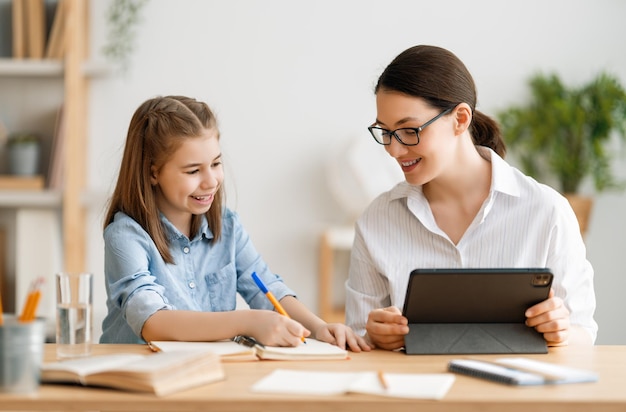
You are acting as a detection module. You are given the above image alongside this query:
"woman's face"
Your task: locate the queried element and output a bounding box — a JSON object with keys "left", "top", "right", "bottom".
{"left": 374, "top": 90, "right": 457, "bottom": 186}
{"left": 151, "top": 129, "right": 223, "bottom": 234}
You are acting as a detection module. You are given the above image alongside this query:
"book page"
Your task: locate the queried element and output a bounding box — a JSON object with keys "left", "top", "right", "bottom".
{"left": 41, "top": 351, "right": 225, "bottom": 396}
{"left": 41, "top": 354, "right": 146, "bottom": 378}
{"left": 150, "top": 338, "right": 347, "bottom": 361}
{"left": 256, "top": 338, "right": 348, "bottom": 360}
{"left": 149, "top": 340, "right": 258, "bottom": 361}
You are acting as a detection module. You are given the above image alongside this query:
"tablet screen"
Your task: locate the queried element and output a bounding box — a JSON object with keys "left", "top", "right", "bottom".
{"left": 402, "top": 268, "right": 553, "bottom": 324}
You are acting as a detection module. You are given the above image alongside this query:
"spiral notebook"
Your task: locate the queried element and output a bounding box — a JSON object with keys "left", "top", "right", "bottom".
{"left": 447, "top": 358, "right": 598, "bottom": 385}
{"left": 148, "top": 338, "right": 348, "bottom": 361}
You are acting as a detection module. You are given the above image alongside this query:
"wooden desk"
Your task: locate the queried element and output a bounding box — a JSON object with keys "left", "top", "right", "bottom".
{"left": 1, "top": 344, "right": 625, "bottom": 412}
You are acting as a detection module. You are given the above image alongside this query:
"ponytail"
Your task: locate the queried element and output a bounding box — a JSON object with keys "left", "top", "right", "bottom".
{"left": 471, "top": 110, "right": 507, "bottom": 158}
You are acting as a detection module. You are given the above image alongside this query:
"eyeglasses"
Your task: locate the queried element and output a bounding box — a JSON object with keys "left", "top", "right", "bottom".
{"left": 368, "top": 107, "right": 454, "bottom": 146}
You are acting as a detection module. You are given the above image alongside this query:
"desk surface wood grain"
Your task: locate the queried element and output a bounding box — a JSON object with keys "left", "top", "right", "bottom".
{"left": 0, "top": 344, "right": 624, "bottom": 412}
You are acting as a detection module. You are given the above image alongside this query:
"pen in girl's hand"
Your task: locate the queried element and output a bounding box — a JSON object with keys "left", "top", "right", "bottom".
{"left": 251, "top": 272, "right": 306, "bottom": 344}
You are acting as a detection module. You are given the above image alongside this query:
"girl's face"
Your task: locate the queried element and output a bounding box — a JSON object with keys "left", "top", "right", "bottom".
{"left": 151, "top": 129, "right": 223, "bottom": 235}
{"left": 374, "top": 90, "right": 458, "bottom": 186}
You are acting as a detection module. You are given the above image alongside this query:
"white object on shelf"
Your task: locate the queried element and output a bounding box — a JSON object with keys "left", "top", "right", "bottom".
{"left": 326, "top": 136, "right": 403, "bottom": 221}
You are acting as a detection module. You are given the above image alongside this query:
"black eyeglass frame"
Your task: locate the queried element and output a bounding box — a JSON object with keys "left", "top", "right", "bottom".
{"left": 368, "top": 107, "right": 455, "bottom": 146}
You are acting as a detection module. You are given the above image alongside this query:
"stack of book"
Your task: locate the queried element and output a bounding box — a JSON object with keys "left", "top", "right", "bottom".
{"left": 12, "top": 0, "right": 67, "bottom": 60}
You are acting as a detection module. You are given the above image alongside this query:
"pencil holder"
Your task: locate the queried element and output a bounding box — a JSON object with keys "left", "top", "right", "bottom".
{"left": 0, "top": 314, "right": 46, "bottom": 394}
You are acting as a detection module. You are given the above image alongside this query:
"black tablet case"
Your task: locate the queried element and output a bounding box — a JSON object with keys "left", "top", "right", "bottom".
{"left": 402, "top": 268, "right": 553, "bottom": 355}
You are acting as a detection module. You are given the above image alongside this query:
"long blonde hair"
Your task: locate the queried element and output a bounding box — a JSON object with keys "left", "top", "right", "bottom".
{"left": 104, "top": 95, "right": 224, "bottom": 264}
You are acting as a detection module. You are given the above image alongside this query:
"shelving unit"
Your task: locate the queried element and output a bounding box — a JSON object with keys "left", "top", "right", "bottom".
{"left": 0, "top": 0, "right": 89, "bottom": 329}
{"left": 318, "top": 226, "right": 354, "bottom": 323}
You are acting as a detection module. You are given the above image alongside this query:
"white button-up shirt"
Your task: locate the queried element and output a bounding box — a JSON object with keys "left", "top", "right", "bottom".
{"left": 345, "top": 147, "right": 597, "bottom": 342}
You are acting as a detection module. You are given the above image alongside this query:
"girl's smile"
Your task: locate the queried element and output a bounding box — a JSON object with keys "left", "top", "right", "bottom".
{"left": 151, "top": 129, "right": 224, "bottom": 236}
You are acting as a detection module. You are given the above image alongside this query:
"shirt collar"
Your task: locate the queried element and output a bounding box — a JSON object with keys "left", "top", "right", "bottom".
{"left": 159, "top": 213, "right": 214, "bottom": 241}
{"left": 481, "top": 146, "right": 520, "bottom": 198}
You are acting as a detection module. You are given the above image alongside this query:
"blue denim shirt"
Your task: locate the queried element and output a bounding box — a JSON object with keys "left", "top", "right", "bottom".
{"left": 99, "top": 209, "right": 296, "bottom": 343}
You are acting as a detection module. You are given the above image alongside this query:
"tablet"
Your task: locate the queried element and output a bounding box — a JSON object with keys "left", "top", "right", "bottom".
{"left": 402, "top": 268, "right": 553, "bottom": 323}
{"left": 401, "top": 268, "right": 553, "bottom": 354}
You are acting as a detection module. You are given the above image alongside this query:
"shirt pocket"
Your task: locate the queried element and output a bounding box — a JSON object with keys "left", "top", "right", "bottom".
{"left": 202, "top": 261, "right": 237, "bottom": 311}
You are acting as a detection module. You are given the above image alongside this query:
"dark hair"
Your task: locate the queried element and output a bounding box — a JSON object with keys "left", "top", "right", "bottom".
{"left": 104, "top": 95, "right": 224, "bottom": 264}
{"left": 375, "top": 45, "right": 506, "bottom": 157}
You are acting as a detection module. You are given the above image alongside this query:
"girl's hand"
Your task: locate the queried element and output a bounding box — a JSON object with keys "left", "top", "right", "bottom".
{"left": 313, "top": 323, "right": 372, "bottom": 352}
{"left": 246, "top": 310, "right": 311, "bottom": 347}
{"left": 365, "top": 306, "right": 409, "bottom": 350}
{"left": 525, "top": 289, "right": 570, "bottom": 346}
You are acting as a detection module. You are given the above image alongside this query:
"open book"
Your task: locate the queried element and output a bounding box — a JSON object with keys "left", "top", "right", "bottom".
{"left": 251, "top": 369, "right": 455, "bottom": 399}
{"left": 149, "top": 337, "right": 348, "bottom": 361}
{"left": 41, "top": 350, "right": 224, "bottom": 396}
{"left": 448, "top": 357, "right": 598, "bottom": 385}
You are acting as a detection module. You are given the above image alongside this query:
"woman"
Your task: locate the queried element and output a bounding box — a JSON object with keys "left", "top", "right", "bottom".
{"left": 345, "top": 45, "right": 597, "bottom": 350}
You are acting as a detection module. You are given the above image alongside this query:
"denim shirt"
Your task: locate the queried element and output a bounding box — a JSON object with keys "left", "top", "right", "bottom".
{"left": 99, "top": 209, "right": 296, "bottom": 343}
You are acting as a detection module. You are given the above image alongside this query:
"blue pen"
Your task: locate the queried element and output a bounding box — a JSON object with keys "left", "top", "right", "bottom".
{"left": 251, "top": 272, "right": 306, "bottom": 343}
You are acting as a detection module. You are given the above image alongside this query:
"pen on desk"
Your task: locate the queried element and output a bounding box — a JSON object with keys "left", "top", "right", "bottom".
{"left": 251, "top": 272, "right": 306, "bottom": 344}
{"left": 377, "top": 370, "right": 389, "bottom": 390}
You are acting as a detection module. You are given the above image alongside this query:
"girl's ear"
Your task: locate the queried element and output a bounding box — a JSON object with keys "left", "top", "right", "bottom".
{"left": 453, "top": 103, "right": 472, "bottom": 136}
{"left": 150, "top": 165, "right": 158, "bottom": 186}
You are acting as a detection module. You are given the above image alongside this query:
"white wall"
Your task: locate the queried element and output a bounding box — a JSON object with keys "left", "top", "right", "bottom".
{"left": 85, "top": 0, "right": 626, "bottom": 344}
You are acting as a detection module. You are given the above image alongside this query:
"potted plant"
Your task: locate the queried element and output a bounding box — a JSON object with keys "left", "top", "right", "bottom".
{"left": 6, "top": 132, "right": 41, "bottom": 176}
{"left": 498, "top": 72, "right": 626, "bottom": 235}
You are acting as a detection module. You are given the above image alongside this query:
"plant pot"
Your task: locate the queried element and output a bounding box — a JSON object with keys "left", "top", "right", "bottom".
{"left": 564, "top": 194, "right": 593, "bottom": 238}
{"left": 8, "top": 142, "right": 41, "bottom": 176}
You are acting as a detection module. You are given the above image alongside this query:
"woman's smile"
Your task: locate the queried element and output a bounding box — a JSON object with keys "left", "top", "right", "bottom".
{"left": 399, "top": 157, "right": 421, "bottom": 173}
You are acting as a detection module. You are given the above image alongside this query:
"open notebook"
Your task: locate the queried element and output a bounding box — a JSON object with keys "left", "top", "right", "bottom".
{"left": 41, "top": 350, "right": 224, "bottom": 396}
{"left": 148, "top": 337, "right": 348, "bottom": 361}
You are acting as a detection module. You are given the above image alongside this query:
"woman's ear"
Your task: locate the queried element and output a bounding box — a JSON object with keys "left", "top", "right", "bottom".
{"left": 150, "top": 165, "right": 158, "bottom": 186}
{"left": 453, "top": 103, "right": 472, "bottom": 135}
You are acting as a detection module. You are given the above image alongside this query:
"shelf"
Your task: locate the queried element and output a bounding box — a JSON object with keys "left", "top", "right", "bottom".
{"left": 0, "top": 59, "right": 63, "bottom": 76}
{"left": 0, "top": 59, "right": 112, "bottom": 78}
{"left": 0, "top": 190, "right": 62, "bottom": 208}
{"left": 318, "top": 226, "right": 354, "bottom": 321}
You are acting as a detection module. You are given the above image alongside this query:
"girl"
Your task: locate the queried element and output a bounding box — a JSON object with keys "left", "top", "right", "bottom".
{"left": 100, "top": 95, "right": 369, "bottom": 352}
{"left": 345, "top": 45, "right": 597, "bottom": 350}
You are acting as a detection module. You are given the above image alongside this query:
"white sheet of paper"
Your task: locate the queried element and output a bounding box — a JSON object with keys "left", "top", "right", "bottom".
{"left": 251, "top": 369, "right": 455, "bottom": 399}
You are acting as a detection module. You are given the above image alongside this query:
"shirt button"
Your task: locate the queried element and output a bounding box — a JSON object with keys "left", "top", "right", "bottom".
{"left": 189, "top": 281, "right": 196, "bottom": 289}
{"left": 183, "top": 247, "right": 190, "bottom": 254}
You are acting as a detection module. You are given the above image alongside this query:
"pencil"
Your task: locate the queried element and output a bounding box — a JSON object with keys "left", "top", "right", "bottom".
{"left": 251, "top": 272, "right": 307, "bottom": 344}
{"left": 19, "top": 277, "right": 44, "bottom": 322}
{"left": 377, "top": 370, "right": 389, "bottom": 390}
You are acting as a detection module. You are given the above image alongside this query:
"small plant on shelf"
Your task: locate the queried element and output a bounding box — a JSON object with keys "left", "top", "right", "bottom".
{"left": 498, "top": 71, "right": 626, "bottom": 195}
{"left": 6, "top": 132, "right": 41, "bottom": 176}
